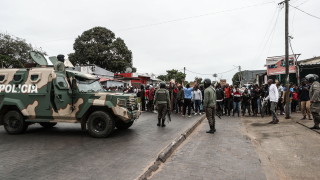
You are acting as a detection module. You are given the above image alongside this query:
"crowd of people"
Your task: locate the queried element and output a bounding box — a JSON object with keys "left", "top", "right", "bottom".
{"left": 103, "top": 74, "right": 320, "bottom": 130}
{"left": 131, "top": 82, "right": 297, "bottom": 118}
{"left": 121, "top": 78, "right": 313, "bottom": 120}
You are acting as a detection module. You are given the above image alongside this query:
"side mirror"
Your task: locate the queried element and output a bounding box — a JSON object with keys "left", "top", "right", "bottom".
{"left": 71, "top": 79, "right": 77, "bottom": 90}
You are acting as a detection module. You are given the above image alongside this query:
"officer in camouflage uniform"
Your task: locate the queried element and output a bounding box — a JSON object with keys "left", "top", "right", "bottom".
{"left": 306, "top": 74, "right": 320, "bottom": 129}
{"left": 203, "top": 79, "right": 217, "bottom": 134}
{"left": 55, "top": 54, "right": 66, "bottom": 73}
{"left": 154, "top": 82, "right": 171, "bottom": 127}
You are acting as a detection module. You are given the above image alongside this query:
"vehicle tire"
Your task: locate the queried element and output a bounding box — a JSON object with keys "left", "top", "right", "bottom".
{"left": 3, "top": 110, "right": 28, "bottom": 134}
{"left": 39, "top": 122, "right": 57, "bottom": 128}
{"left": 87, "top": 111, "right": 115, "bottom": 138}
{"left": 115, "top": 120, "right": 134, "bottom": 130}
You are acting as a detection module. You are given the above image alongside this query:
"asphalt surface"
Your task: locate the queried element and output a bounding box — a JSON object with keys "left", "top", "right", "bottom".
{"left": 151, "top": 116, "right": 266, "bottom": 180}
{"left": 0, "top": 112, "right": 202, "bottom": 180}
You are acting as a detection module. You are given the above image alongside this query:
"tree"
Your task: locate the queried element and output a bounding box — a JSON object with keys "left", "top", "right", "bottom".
{"left": 194, "top": 77, "right": 203, "bottom": 84}
{"left": 232, "top": 72, "right": 241, "bottom": 85}
{"left": 68, "top": 27, "right": 135, "bottom": 73}
{"left": 167, "top": 69, "right": 186, "bottom": 84}
{"left": 157, "top": 69, "right": 186, "bottom": 84}
{"left": 157, "top": 69, "right": 186, "bottom": 83}
{"left": 157, "top": 75, "right": 168, "bottom": 81}
{"left": 0, "top": 33, "right": 45, "bottom": 68}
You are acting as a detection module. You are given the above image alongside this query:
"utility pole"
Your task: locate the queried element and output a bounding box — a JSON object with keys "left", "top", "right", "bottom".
{"left": 279, "top": 0, "right": 290, "bottom": 119}
{"left": 234, "top": 65, "right": 242, "bottom": 86}
{"left": 238, "top": 66, "right": 242, "bottom": 87}
{"left": 183, "top": 67, "right": 186, "bottom": 83}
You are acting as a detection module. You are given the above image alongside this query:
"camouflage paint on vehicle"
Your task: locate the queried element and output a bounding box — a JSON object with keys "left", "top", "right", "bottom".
{"left": 0, "top": 67, "right": 140, "bottom": 125}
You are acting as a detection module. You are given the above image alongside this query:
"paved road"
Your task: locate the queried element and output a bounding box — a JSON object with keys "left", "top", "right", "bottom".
{"left": 151, "top": 116, "right": 266, "bottom": 180}
{"left": 0, "top": 112, "right": 202, "bottom": 180}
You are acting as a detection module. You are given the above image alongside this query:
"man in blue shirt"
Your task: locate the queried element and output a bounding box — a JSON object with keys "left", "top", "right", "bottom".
{"left": 183, "top": 84, "right": 193, "bottom": 117}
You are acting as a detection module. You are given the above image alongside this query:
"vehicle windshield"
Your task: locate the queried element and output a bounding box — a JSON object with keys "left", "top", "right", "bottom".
{"left": 77, "top": 79, "right": 105, "bottom": 93}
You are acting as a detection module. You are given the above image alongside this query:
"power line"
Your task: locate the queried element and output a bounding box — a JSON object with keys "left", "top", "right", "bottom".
{"left": 255, "top": 6, "right": 279, "bottom": 59}
{"left": 256, "top": 6, "right": 282, "bottom": 60}
{"left": 296, "top": 0, "right": 311, "bottom": 7}
{"left": 34, "top": 1, "right": 275, "bottom": 44}
{"left": 266, "top": 9, "right": 282, "bottom": 56}
{"left": 289, "top": 38, "right": 296, "bottom": 57}
{"left": 290, "top": 4, "right": 320, "bottom": 20}
{"left": 184, "top": 67, "right": 238, "bottom": 76}
{"left": 117, "top": 1, "right": 275, "bottom": 32}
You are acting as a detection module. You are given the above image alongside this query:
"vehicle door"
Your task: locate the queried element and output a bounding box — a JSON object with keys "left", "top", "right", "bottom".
{"left": 53, "top": 73, "right": 73, "bottom": 118}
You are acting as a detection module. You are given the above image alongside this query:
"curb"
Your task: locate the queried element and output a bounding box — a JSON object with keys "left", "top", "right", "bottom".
{"left": 296, "top": 121, "right": 320, "bottom": 135}
{"left": 136, "top": 115, "right": 206, "bottom": 180}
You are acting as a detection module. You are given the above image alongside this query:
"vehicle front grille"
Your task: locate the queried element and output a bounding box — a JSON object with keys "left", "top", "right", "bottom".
{"left": 127, "top": 97, "right": 138, "bottom": 111}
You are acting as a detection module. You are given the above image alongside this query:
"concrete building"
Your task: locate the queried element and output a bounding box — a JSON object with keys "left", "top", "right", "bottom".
{"left": 240, "top": 70, "right": 266, "bottom": 85}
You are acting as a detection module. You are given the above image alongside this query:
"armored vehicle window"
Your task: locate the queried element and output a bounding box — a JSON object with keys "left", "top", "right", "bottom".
{"left": 0, "top": 75, "right": 5, "bottom": 82}
{"left": 30, "top": 74, "right": 39, "bottom": 82}
{"left": 13, "top": 74, "right": 23, "bottom": 83}
{"left": 76, "top": 78, "right": 104, "bottom": 93}
{"left": 0, "top": 73, "right": 8, "bottom": 83}
{"left": 56, "top": 76, "right": 68, "bottom": 89}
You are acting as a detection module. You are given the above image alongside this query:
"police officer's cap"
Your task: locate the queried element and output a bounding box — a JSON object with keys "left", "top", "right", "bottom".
{"left": 204, "top": 78, "right": 211, "bottom": 88}
{"left": 57, "top": 54, "right": 65, "bottom": 62}
{"left": 160, "top": 82, "right": 166, "bottom": 88}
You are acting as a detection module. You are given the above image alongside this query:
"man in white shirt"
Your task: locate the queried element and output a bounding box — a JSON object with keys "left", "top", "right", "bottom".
{"left": 266, "top": 79, "right": 279, "bottom": 124}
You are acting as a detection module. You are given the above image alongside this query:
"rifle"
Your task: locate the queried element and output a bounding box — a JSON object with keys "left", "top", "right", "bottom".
{"left": 216, "top": 111, "right": 221, "bottom": 119}
{"left": 166, "top": 89, "right": 171, "bottom": 123}
{"left": 167, "top": 109, "right": 171, "bottom": 123}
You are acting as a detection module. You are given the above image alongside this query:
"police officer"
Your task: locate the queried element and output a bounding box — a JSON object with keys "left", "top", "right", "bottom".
{"left": 154, "top": 82, "right": 171, "bottom": 127}
{"left": 306, "top": 74, "right": 320, "bottom": 129}
{"left": 203, "top": 79, "right": 217, "bottom": 133}
{"left": 55, "top": 54, "right": 66, "bottom": 73}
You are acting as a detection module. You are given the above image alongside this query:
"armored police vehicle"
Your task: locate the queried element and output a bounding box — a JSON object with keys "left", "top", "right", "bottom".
{"left": 0, "top": 52, "right": 140, "bottom": 138}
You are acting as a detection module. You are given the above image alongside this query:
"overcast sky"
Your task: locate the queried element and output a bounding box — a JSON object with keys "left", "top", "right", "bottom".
{"left": 1, "top": 0, "right": 319, "bottom": 83}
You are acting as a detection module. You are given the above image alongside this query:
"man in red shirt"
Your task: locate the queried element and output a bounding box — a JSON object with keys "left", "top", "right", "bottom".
{"left": 233, "top": 88, "right": 242, "bottom": 117}
{"left": 148, "top": 85, "right": 155, "bottom": 112}
{"left": 224, "top": 84, "right": 232, "bottom": 116}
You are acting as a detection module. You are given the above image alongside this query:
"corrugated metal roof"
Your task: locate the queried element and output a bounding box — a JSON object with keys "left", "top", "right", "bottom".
{"left": 298, "top": 57, "right": 320, "bottom": 66}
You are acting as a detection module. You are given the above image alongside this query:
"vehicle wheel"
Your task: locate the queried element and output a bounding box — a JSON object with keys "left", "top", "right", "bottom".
{"left": 87, "top": 111, "right": 115, "bottom": 138}
{"left": 39, "top": 122, "right": 57, "bottom": 128}
{"left": 3, "top": 110, "right": 28, "bottom": 134}
{"left": 115, "top": 120, "right": 134, "bottom": 130}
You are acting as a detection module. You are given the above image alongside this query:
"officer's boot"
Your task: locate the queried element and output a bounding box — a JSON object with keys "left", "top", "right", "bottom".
{"left": 157, "top": 118, "right": 161, "bottom": 127}
{"left": 161, "top": 119, "right": 166, "bottom": 127}
{"left": 212, "top": 124, "right": 216, "bottom": 133}
{"left": 206, "top": 125, "right": 216, "bottom": 134}
{"left": 310, "top": 123, "right": 320, "bottom": 129}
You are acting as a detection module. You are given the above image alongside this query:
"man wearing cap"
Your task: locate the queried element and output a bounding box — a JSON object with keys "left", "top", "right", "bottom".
{"left": 203, "top": 78, "right": 217, "bottom": 134}
{"left": 154, "top": 82, "right": 171, "bottom": 127}
{"left": 306, "top": 74, "right": 320, "bottom": 129}
{"left": 55, "top": 54, "right": 66, "bottom": 73}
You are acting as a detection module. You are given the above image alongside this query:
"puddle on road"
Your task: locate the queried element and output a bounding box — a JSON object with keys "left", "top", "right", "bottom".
{"left": 251, "top": 122, "right": 270, "bottom": 127}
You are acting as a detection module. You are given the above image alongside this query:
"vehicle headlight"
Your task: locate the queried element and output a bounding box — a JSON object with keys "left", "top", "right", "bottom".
{"left": 117, "top": 98, "right": 126, "bottom": 106}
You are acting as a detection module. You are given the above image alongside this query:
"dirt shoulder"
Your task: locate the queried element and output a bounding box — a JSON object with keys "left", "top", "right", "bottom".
{"left": 241, "top": 113, "right": 320, "bottom": 180}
